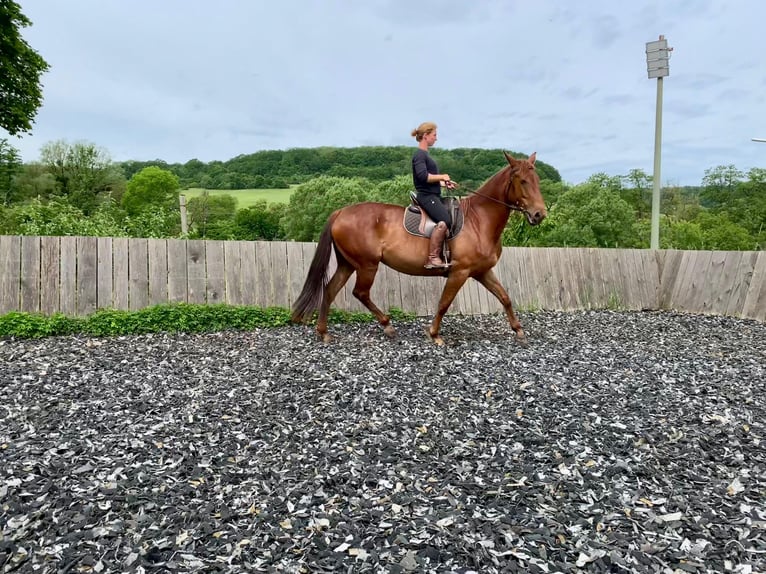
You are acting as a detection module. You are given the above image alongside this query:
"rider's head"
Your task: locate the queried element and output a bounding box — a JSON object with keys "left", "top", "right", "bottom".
{"left": 411, "top": 122, "right": 437, "bottom": 142}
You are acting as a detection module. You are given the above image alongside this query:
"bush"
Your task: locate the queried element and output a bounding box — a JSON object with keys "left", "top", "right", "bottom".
{"left": 0, "top": 304, "right": 416, "bottom": 339}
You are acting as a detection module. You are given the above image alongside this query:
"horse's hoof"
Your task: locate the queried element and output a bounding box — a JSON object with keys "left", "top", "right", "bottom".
{"left": 515, "top": 332, "right": 529, "bottom": 348}
{"left": 317, "top": 332, "right": 332, "bottom": 343}
{"left": 383, "top": 324, "right": 396, "bottom": 339}
{"left": 425, "top": 327, "right": 445, "bottom": 346}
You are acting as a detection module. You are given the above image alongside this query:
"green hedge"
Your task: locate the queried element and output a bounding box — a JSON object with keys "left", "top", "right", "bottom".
{"left": 0, "top": 304, "right": 416, "bottom": 339}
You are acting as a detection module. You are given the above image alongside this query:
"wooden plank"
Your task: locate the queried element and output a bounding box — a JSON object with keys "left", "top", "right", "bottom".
{"left": 76, "top": 236, "right": 98, "bottom": 316}
{"left": 187, "top": 240, "right": 206, "bottom": 304}
{"left": 167, "top": 239, "right": 188, "bottom": 304}
{"left": 697, "top": 250, "right": 727, "bottom": 314}
{"left": 658, "top": 249, "right": 683, "bottom": 310}
{"left": 268, "top": 241, "right": 289, "bottom": 309}
{"left": 559, "top": 248, "right": 580, "bottom": 310}
{"left": 128, "top": 238, "right": 149, "bottom": 311}
{"left": 253, "top": 241, "right": 272, "bottom": 308}
{"left": 112, "top": 238, "right": 129, "bottom": 310}
{"left": 20, "top": 236, "right": 41, "bottom": 313}
{"left": 148, "top": 238, "right": 168, "bottom": 306}
{"left": 638, "top": 249, "right": 661, "bottom": 310}
{"left": 224, "top": 241, "right": 243, "bottom": 306}
{"left": 97, "top": 237, "right": 113, "bottom": 309}
{"left": 239, "top": 241, "right": 257, "bottom": 306}
{"left": 741, "top": 251, "right": 766, "bottom": 322}
{"left": 668, "top": 251, "right": 697, "bottom": 311}
{"left": 690, "top": 251, "right": 717, "bottom": 313}
{"left": 621, "top": 249, "right": 641, "bottom": 310}
{"left": 59, "top": 237, "right": 77, "bottom": 317}
{"left": 206, "top": 240, "right": 225, "bottom": 304}
{"left": 575, "top": 248, "right": 596, "bottom": 310}
{"left": 40, "top": 236, "right": 60, "bottom": 315}
{"left": 516, "top": 247, "right": 537, "bottom": 310}
{"left": 0, "top": 235, "right": 21, "bottom": 314}
{"left": 724, "top": 251, "right": 758, "bottom": 317}
{"left": 285, "top": 241, "right": 304, "bottom": 309}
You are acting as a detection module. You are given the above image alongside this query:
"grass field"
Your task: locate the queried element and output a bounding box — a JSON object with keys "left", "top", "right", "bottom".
{"left": 181, "top": 187, "right": 295, "bottom": 208}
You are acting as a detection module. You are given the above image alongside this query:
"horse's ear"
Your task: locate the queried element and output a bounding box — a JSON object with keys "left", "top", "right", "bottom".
{"left": 527, "top": 152, "right": 537, "bottom": 165}
{"left": 503, "top": 151, "right": 516, "bottom": 166}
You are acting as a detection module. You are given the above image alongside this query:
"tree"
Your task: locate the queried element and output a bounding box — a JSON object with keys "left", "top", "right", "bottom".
{"left": 121, "top": 166, "right": 180, "bottom": 216}
{"left": 539, "top": 175, "right": 639, "bottom": 248}
{"left": 0, "top": 138, "right": 22, "bottom": 205}
{"left": 621, "top": 168, "right": 652, "bottom": 219}
{"left": 234, "top": 201, "right": 287, "bottom": 240}
{"left": 0, "top": 0, "right": 50, "bottom": 135}
{"left": 39, "top": 140, "right": 126, "bottom": 214}
{"left": 700, "top": 165, "right": 744, "bottom": 208}
{"left": 187, "top": 192, "right": 237, "bottom": 238}
{"left": 282, "top": 176, "right": 372, "bottom": 241}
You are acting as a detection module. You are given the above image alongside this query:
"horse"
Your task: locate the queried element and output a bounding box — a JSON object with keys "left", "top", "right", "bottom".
{"left": 291, "top": 151, "right": 547, "bottom": 345}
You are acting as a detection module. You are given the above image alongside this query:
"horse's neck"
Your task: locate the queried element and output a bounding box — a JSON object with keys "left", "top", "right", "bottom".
{"left": 464, "top": 170, "right": 511, "bottom": 242}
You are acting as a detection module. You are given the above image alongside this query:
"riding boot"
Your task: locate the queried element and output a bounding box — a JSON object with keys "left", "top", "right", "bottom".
{"left": 424, "top": 221, "right": 451, "bottom": 269}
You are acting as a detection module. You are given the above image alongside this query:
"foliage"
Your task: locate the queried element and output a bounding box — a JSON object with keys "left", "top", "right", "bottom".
{"left": 368, "top": 174, "right": 413, "bottom": 206}
{"left": 0, "top": 0, "right": 50, "bottom": 135}
{"left": 121, "top": 166, "right": 180, "bottom": 215}
{"left": 8, "top": 197, "right": 124, "bottom": 236}
{"left": 9, "top": 161, "right": 56, "bottom": 203}
{"left": 122, "top": 205, "right": 180, "bottom": 239}
{"left": 283, "top": 176, "right": 374, "bottom": 241}
{"left": 187, "top": 191, "right": 238, "bottom": 239}
{"left": 0, "top": 304, "right": 417, "bottom": 339}
{"left": 536, "top": 175, "right": 639, "bottom": 248}
{"left": 116, "top": 147, "right": 562, "bottom": 190}
{"left": 39, "top": 140, "right": 126, "bottom": 214}
{"left": 233, "top": 201, "right": 287, "bottom": 240}
{"left": 695, "top": 211, "right": 758, "bottom": 251}
{"left": 0, "top": 138, "right": 22, "bottom": 205}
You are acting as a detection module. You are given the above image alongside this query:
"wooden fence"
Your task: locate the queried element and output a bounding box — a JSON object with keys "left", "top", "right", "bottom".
{"left": 0, "top": 235, "right": 764, "bottom": 322}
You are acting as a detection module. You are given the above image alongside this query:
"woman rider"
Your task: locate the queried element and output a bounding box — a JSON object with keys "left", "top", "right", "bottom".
{"left": 411, "top": 122, "right": 457, "bottom": 269}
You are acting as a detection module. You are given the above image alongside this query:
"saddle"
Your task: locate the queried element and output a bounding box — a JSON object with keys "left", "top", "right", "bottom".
{"left": 403, "top": 192, "right": 464, "bottom": 239}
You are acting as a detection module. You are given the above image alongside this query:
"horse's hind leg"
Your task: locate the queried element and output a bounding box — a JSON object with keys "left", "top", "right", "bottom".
{"left": 475, "top": 269, "right": 527, "bottom": 346}
{"left": 352, "top": 266, "right": 396, "bottom": 338}
{"left": 317, "top": 262, "right": 354, "bottom": 343}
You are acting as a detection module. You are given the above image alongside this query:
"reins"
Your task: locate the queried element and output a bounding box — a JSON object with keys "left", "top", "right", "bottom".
{"left": 452, "top": 173, "right": 524, "bottom": 213}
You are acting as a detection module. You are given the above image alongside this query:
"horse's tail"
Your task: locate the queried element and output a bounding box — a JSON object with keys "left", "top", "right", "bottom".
{"left": 291, "top": 211, "right": 339, "bottom": 323}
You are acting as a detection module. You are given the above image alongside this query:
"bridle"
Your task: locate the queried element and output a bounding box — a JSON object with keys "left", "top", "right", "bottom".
{"left": 459, "top": 169, "right": 526, "bottom": 213}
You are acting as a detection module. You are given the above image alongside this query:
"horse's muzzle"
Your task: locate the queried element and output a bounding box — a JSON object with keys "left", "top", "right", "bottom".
{"left": 526, "top": 209, "right": 546, "bottom": 226}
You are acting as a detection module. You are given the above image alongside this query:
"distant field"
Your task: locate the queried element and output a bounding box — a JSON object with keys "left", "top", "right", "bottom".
{"left": 181, "top": 187, "right": 295, "bottom": 208}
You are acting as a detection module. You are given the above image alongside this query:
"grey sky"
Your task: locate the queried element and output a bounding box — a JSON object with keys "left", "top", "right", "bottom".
{"left": 11, "top": 0, "right": 766, "bottom": 185}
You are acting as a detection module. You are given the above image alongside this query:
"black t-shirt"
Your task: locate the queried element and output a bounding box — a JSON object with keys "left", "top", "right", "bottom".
{"left": 412, "top": 149, "right": 441, "bottom": 195}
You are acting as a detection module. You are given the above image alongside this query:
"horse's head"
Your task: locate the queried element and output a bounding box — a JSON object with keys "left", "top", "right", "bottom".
{"left": 503, "top": 151, "right": 547, "bottom": 225}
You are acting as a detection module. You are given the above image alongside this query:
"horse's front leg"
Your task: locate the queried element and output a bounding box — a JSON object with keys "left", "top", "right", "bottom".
{"left": 428, "top": 271, "right": 470, "bottom": 345}
{"left": 475, "top": 269, "right": 527, "bottom": 346}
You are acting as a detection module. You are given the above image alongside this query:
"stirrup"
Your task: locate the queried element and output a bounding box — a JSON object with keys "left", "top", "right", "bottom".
{"left": 424, "top": 260, "right": 451, "bottom": 269}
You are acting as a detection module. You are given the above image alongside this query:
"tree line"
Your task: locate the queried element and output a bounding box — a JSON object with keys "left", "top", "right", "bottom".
{"left": 118, "top": 145, "right": 562, "bottom": 191}
{"left": 0, "top": 138, "right": 763, "bottom": 251}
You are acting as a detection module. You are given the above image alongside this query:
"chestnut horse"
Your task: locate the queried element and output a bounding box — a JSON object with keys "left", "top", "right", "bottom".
{"left": 292, "top": 151, "right": 547, "bottom": 345}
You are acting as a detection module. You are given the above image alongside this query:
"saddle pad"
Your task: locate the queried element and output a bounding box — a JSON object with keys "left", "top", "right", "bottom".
{"left": 403, "top": 198, "right": 464, "bottom": 238}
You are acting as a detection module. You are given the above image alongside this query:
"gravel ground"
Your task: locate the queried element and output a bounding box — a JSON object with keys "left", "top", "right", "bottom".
{"left": 1, "top": 310, "right": 765, "bottom": 574}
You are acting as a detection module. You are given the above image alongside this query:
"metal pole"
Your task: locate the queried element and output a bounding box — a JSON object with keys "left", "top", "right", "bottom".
{"left": 650, "top": 76, "right": 663, "bottom": 250}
